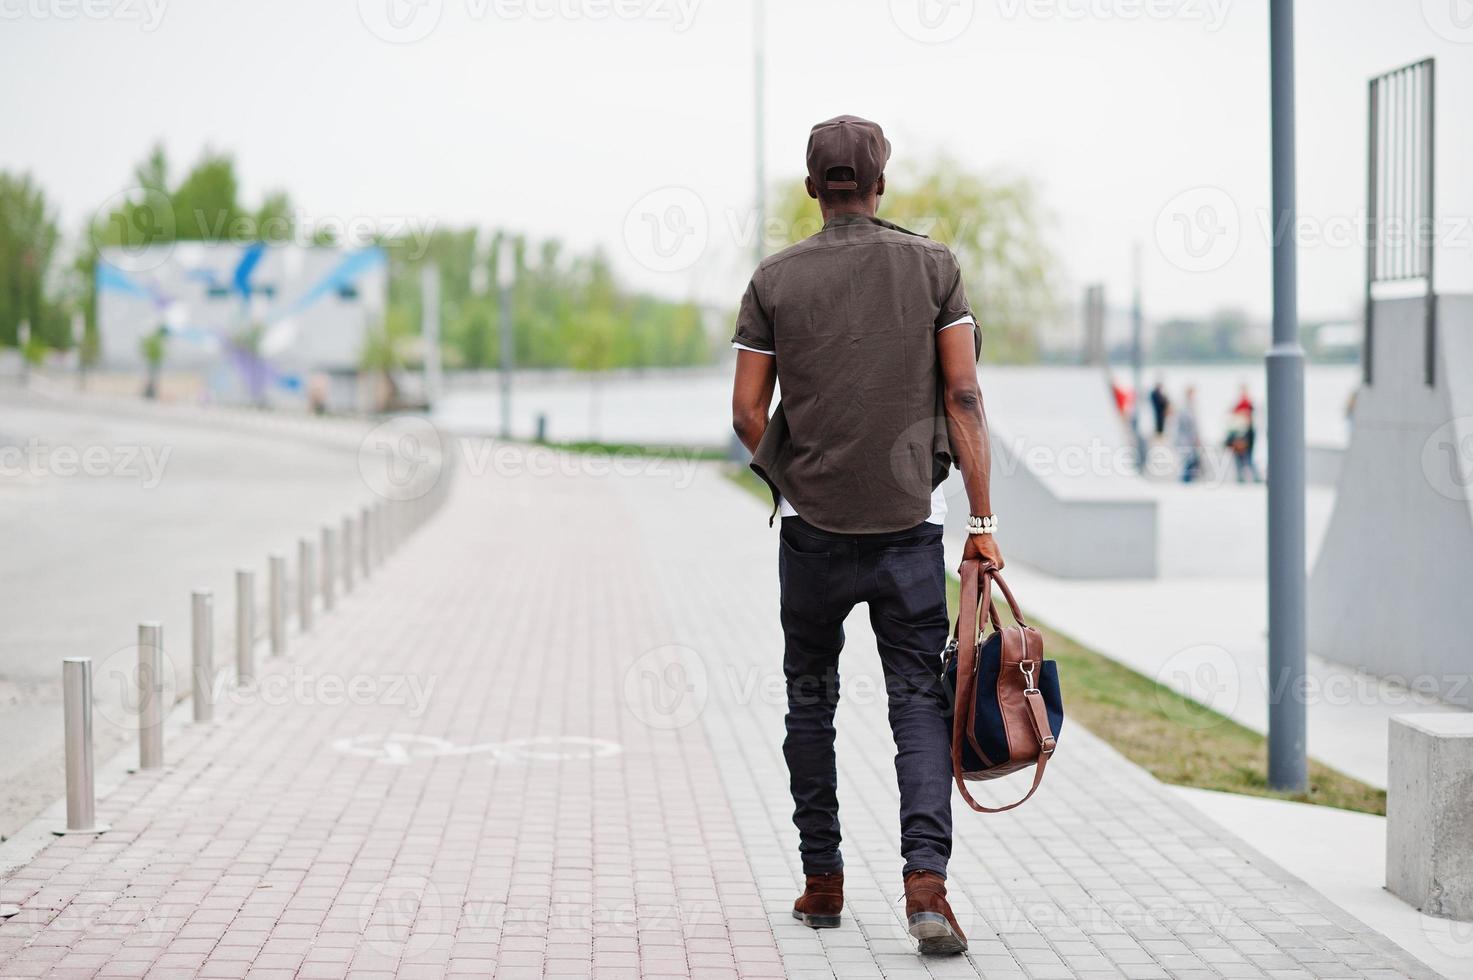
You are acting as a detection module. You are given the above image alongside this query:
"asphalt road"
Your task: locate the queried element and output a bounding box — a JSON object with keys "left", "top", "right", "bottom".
{"left": 0, "top": 388, "right": 379, "bottom": 838}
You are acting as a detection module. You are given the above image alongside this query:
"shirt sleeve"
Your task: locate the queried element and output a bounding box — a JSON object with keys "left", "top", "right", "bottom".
{"left": 935, "top": 251, "right": 973, "bottom": 331}
{"left": 731, "top": 275, "right": 775, "bottom": 354}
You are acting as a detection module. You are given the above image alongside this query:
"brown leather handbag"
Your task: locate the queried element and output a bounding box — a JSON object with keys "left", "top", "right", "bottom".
{"left": 942, "top": 560, "right": 1064, "bottom": 813}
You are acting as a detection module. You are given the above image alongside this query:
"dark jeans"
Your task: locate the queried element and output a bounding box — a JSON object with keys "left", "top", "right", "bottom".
{"left": 778, "top": 516, "right": 953, "bottom": 879}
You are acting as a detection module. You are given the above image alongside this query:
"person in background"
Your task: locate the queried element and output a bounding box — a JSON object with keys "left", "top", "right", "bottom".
{"left": 1149, "top": 380, "right": 1171, "bottom": 441}
{"left": 1227, "top": 383, "right": 1262, "bottom": 483}
{"left": 1177, "top": 386, "right": 1203, "bottom": 483}
{"left": 307, "top": 372, "right": 330, "bottom": 416}
{"left": 1109, "top": 373, "right": 1132, "bottom": 420}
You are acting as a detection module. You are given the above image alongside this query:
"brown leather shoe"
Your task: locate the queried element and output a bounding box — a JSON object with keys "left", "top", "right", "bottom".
{"left": 904, "top": 870, "right": 967, "bottom": 954}
{"left": 792, "top": 872, "right": 843, "bottom": 929}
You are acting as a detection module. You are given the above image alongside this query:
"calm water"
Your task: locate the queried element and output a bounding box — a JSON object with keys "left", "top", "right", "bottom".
{"left": 433, "top": 363, "right": 1360, "bottom": 451}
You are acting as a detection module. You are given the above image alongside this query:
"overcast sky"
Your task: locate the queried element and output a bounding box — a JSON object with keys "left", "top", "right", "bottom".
{"left": 3, "top": 0, "right": 1471, "bottom": 330}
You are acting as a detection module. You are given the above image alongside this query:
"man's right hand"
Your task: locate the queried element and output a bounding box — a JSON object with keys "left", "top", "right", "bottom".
{"left": 962, "top": 533, "right": 1004, "bottom": 571}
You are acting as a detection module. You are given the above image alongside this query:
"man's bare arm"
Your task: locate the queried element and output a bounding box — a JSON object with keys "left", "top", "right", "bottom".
{"left": 938, "top": 325, "right": 1003, "bottom": 568}
{"left": 732, "top": 350, "right": 777, "bottom": 455}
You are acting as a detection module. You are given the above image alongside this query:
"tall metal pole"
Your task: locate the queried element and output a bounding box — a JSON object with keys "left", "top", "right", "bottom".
{"left": 753, "top": 0, "right": 767, "bottom": 266}
{"left": 17, "top": 320, "right": 29, "bottom": 387}
{"left": 421, "top": 264, "right": 443, "bottom": 406}
{"left": 1267, "top": 0, "right": 1307, "bottom": 793}
{"left": 497, "top": 246, "right": 515, "bottom": 440}
{"left": 1083, "top": 284, "right": 1105, "bottom": 367}
{"left": 1130, "top": 243, "right": 1146, "bottom": 469}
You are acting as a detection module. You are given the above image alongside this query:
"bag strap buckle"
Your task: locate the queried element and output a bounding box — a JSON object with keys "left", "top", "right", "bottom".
{"left": 1019, "top": 660, "right": 1039, "bottom": 695}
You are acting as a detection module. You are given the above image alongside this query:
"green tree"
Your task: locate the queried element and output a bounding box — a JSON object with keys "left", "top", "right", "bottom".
{"left": 170, "top": 149, "right": 242, "bottom": 240}
{"left": 769, "top": 159, "right": 1057, "bottom": 362}
{"left": 254, "top": 190, "right": 296, "bottom": 243}
{"left": 0, "top": 172, "right": 66, "bottom": 350}
{"left": 569, "top": 307, "right": 618, "bottom": 438}
{"left": 382, "top": 225, "right": 714, "bottom": 373}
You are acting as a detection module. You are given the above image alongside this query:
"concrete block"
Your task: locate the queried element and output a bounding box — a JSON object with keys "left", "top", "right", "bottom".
{"left": 1387, "top": 713, "right": 1473, "bottom": 920}
{"left": 1309, "top": 294, "right": 1473, "bottom": 708}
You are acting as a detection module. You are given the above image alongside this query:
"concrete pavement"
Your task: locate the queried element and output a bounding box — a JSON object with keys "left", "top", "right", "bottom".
{"left": 0, "top": 438, "right": 1450, "bottom": 978}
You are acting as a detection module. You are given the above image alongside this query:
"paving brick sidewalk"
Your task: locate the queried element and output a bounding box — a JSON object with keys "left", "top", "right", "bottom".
{"left": 0, "top": 443, "right": 1443, "bottom": 979}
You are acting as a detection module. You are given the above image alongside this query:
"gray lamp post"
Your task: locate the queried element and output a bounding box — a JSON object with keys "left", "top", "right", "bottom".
{"left": 497, "top": 243, "right": 516, "bottom": 440}
{"left": 753, "top": 0, "right": 766, "bottom": 266}
{"left": 1266, "top": 0, "right": 1307, "bottom": 792}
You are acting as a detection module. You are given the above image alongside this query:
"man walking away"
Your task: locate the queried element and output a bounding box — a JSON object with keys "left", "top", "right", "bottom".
{"left": 729, "top": 115, "right": 1002, "bottom": 956}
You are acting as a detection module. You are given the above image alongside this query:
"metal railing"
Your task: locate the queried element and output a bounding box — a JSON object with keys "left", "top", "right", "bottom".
{"left": 1365, "top": 57, "right": 1436, "bottom": 387}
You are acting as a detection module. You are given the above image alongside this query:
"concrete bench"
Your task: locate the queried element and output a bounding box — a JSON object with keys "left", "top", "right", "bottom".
{"left": 1387, "top": 713, "right": 1473, "bottom": 920}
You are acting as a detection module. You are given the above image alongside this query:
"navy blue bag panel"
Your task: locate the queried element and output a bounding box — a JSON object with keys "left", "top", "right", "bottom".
{"left": 945, "top": 632, "right": 1064, "bottom": 773}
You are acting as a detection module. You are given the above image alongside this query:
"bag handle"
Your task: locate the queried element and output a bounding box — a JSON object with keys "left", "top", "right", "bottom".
{"left": 976, "top": 560, "right": 1029, "bottom": 630}
{"left": 950, "top": 560, "right": 1029, "bottom": 641}
{"left": 949, "top": 560, "right": 1051, "bottom": 814}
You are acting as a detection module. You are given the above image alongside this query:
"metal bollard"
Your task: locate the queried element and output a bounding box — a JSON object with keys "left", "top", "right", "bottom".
{"left": 191, "top": 590, "right": 214, "bottom": 723}
{"left": 56, "top": 658, "right": 108, "bottom": 835}
{"left": 236, "top": 569, "right": 256, "bottom": 684}
{"left": 321, "top": 526, "right": 337, "bottom": 611}
{"left": 138, "top": 622, "right": 165, "bottom": 770}
{"left": 360, "top": 506, "right": 372, "bottom": 578}
{"left": 374, "top": 501, "right": 385, "bottom": 562}
{"left": 298, "top": 538, "right": 315, "bottom": 631}
{"left": 269, "top": 554, "right": 287, "bottom": 656}
{"left": 342, "top": 516, "right": 355, "bottom": 592}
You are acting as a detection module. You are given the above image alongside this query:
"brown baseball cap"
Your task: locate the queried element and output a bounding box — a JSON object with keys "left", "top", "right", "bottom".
{"left": 806, "top": 115, "right": 891, "bottom": 193}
